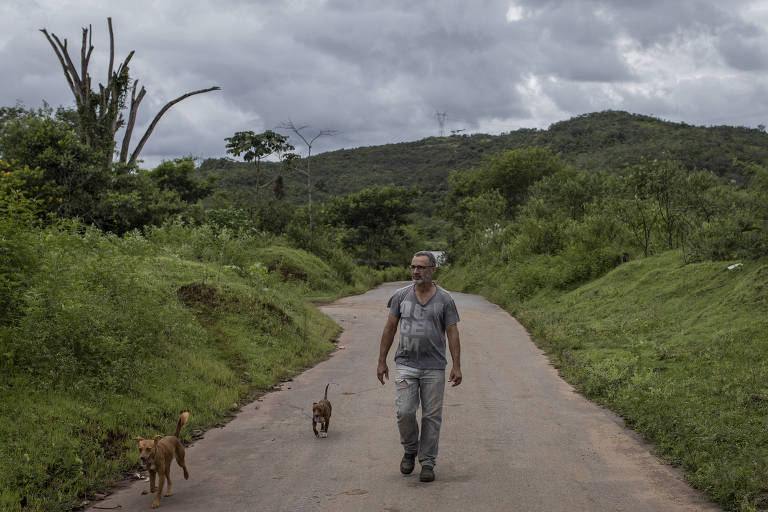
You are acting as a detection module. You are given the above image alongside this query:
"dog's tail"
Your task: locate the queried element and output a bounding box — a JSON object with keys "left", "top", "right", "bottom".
{"left": 174, "top": 411, "right": 190, "bottom": 438}
{"left": 324, "top": 383, "right": 330, "bottom": 400}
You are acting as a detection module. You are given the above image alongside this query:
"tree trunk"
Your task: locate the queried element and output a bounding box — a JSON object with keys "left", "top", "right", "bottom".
{"left": 307, "top": 149, "right": 313, "bottom": 249}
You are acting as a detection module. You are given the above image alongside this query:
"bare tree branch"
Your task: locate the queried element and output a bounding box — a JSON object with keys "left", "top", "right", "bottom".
{"left": 52, "top": 33, "right": 83, "bottom": 97}
{"left": 107, "top": 18, "right": 114, "bottom": 96}
{"left": 39, "top": 29, "right": 80, "bottom": 103}
{"left": 80, "top": 27, "right": 89, "bottom": 89}
{"left": 128, "top": 86, "right": 221, "bottom": 165}
{"left": 278, "top": 121, "right": 338, "bottom": 174}
{"left": 120, "top": 81, "right": 146, "bottom": 163}
{"left": 103, "top": 18, "right": 115, "bottom": 115}
{"left": 277, "top": 120, "right": 337, "bottom": 248}
{"left": 81, "top": 27, "right": 91, "bottom": 123}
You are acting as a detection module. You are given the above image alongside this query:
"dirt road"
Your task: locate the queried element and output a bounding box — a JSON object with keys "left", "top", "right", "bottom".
{"left": 98, "top": 282, "right": 720, "bottom": 511}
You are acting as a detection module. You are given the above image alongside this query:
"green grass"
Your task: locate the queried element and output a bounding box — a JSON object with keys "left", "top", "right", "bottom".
{"left": 447, "top": 251, "right": 768, "bottom": 511}
{"left": 0, "top": 216, "right": 393, "bottom": 511}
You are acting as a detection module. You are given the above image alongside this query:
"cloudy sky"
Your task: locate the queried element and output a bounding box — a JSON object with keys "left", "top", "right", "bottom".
{"left": 2, "top": 0, "right": 768, "bottom": 168}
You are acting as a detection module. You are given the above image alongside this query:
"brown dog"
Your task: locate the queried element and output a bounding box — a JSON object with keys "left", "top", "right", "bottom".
{"left": 312, "top": 384, "right": 332, "bottom": 438}
{"left": 134, "top": 412, "right": 190, "bottom": 508}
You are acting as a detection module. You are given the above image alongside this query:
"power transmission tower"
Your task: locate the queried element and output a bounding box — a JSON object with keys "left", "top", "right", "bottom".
{"left": 435, "top": 111, "right": 447, "bottom": 137}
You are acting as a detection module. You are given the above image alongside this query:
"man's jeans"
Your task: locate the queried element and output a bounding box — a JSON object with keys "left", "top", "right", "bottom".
{"left": 395, "top": 364, "right": 445, "bottom": 468}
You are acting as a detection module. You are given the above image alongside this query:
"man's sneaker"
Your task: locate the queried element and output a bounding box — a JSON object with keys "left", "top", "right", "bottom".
{"left": 400, "top": 452, "right": 416, "bottom": 475}
{"left": 419, "top": 465, "right": 435, "bottom": 482}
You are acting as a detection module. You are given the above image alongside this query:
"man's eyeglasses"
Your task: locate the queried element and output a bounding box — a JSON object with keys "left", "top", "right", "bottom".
{"left": 409, "top": 265, "right": 434, "bottom": 270}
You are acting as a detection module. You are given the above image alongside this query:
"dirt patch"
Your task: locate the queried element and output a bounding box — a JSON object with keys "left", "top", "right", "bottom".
{"left": 100, "top": 430, "right": 129, "bottom": 459}
{"left": 268, "top": 263, "right": 307, "bottom": 282}
{"left": 177, "top": 283, "right": 222, "bottom": 309}
{"left": 755, "top": 492, "right": 768, "bottom": 510}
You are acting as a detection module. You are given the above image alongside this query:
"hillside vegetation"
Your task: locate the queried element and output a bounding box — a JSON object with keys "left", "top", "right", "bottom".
{"left": 442, "top": 252, "right": 768, "bottom": 510}
{"left": 514, "top": 253, "right": 768, "bottom": 510}
{"left": 435, "top": 120, "right": 768, "bottom": 510}
{"left": 0, "top": 206, "right": 403, "bottom": 511}
{"left": 2, "top": 102, "right": 768, "bottom": 512}
{"left": 198, "top": 110, "right": 768, "bottom": 214}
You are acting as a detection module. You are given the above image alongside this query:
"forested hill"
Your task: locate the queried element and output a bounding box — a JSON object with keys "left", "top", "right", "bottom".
{"left": 539, "top": 111, "right": 768, "bottom": 180}
{"left": 198, "top": 110, "right": 768, "bottom": 210}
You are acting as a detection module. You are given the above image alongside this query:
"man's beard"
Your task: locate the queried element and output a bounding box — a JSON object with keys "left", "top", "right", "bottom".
{"left": 412, "top": 275, "right": 432, "bottom": 284}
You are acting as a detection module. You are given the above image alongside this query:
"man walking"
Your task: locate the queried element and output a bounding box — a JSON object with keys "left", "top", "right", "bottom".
{"left": 377, "top": 251, "right": 462, "bottom": 482}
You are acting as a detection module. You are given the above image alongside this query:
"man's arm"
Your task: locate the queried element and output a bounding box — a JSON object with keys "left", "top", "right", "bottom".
{"left": 377, "top": 313, "right": 399, "bottom": 384}
{"left": 446, "top": 323, "right": 462, "bottom": 386}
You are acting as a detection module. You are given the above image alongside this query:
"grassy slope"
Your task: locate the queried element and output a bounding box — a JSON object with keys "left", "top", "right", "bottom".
{"left": 444, "top": 252, "right": 768, "bottom": 511}
{"left": 0, "top": 222, "right": 401, "bottom": 512}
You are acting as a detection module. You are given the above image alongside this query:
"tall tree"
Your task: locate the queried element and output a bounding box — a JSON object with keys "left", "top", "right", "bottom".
{"left": 224, "top": 130, "right": 296, "bottom": 205}
{"left": 278, "top": 120, "right": 337, "bottom": 248}
{"left": 40, "top": 17, "right": 220, "bottom": 170}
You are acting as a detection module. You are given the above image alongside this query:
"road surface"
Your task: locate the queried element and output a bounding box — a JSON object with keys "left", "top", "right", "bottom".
{"left": 96, "top": 282, "right": 720, "bottom": 511}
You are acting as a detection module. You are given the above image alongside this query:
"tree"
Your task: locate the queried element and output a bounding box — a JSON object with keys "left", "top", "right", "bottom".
{"left": 224, "top": 130, "right": 295, "bottom": 205}
{"left": 149, "top": 157, "right": 214, "bottom": 203}
{"left": 622, "top": 158, "right": 691, "bottom": 252}
{"left": 325, "top": 186, "right": 418, "bottom": 263}
{"left": 278, "top": 120, "right": 337, "bottom": 248}
{"left": 522, "top": 167, "right": 606, "bottom": 222}
{"left": 613, "top": 196, "right": 656, "bottom": 258}
{"left": 0, "top": 106, "right": 191, "bottom": 232}
{"left": 0, "top": 159, "right": 62, "bottom": 215}
{"left": 40, "top": 18, "right": 220, "bottom": 170}
{"left": 0, "top": 105, "right": 106, "bottom": 220}
{"left": 93, "top": 170, "right": 186, "bottom": 234}
{"left": 446, "top": 147, "right": 566, "bottom": 220}
{"left": 273, "top": 175, "right": 285, "bottom": 200}
{"left": 614, "top": 165, "right": 663, "bottom": 258}
{"left": 644, "top": 159, "right": 687, "bottom": 250}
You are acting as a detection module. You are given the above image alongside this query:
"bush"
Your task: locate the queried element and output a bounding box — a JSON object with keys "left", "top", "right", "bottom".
{"left": 144, "top": 218, "right": 272, "bottom": 266}
{"left": 252, "top": 245, "right": 339, "bottom": 291}
{"left": 687, "top": 215, "right": 768, "bottom": 262}
{"left": 0, "top": 197, "right": 41, "bottom": 323}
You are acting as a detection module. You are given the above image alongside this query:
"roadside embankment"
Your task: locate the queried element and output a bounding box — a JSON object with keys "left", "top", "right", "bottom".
{"left": 0, "top": 215, "right": 403, "bottom": 512}
{"left": 442, "top": 251, "right": 768, "bottom": 511}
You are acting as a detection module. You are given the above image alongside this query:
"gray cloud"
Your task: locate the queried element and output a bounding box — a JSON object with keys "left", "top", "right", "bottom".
{"left": 1, "top": 0, "right": 768, "bottom": 168}
{"left": 715, "top": 23, "right": 768, "bottom": 71}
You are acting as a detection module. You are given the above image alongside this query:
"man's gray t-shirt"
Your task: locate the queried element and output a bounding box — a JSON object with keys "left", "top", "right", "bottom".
{"left": 387, "top": 284, "right": 460, "bottom": 370}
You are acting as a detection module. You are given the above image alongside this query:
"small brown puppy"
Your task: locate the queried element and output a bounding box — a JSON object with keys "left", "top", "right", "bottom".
{"left": 134, "top": 412, "right": 190, "bottom": 508}
{"left": 312, "top": 383, "right": 332, "bottom": 438}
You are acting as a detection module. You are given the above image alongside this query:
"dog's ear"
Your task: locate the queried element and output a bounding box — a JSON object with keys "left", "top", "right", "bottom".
{"left": 153, "top": 435, "right": 162, "bottom": 445}
{"left": 134, "top": 436, "right": 144, "bottom": 442}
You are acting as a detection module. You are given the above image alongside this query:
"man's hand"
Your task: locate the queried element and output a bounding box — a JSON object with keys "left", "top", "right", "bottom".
{"left": 377, "top": 360, "right": 389, "bottom": 385}
{"left": 446, "top": 324, "right": 461, "bottom": 387}
{"left": 378, "top": 314, "right": 398, "bottom": 385}
{"left": 449, "top": 366, "right": 462, "bottom": 387}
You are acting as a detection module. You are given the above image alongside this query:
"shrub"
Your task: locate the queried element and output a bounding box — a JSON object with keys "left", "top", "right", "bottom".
{"left": 0, "top": 197, "right": 41, "bottom": 324}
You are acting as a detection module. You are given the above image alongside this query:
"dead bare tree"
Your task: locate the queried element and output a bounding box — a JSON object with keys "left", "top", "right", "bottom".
{"left": 40, "top": 17, "right": 220, "bottom": 170}
{"left": 278, "top": 120, "right": 338, "bottom": 248}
